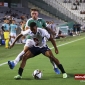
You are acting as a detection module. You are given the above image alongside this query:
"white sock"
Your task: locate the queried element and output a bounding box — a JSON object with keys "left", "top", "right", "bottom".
{"left": 50, "top": 60, "right": 57, "bottom": 68}
{"left": 9, "top": 41, "right": 12, "bottom": 46}
{"left": 53, "top": 62, "right": 57, "bottom": 68}
{"left": 11, "top": 38, "right": 15, "bottom": 44}
{"left": 14, "top": 51, "right": 25, "bottom": 66}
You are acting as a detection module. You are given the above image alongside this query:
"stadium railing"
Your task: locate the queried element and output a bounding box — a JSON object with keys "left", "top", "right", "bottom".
{"left": 43, "top": 0, "right": 84, "bottom": 25}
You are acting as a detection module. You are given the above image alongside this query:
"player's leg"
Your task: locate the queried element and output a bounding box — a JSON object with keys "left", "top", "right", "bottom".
{"left": 4, "top": 32, "right": 10, "bottom": 48}
{"left": 77, "top": 27, "right": 80, "bottom": 36}
{"left": 8, "top": 46, "right": 28, "bottom": 69}
{"left": 9, "top": 35, "right": 12, "bottom": 45}
{"left": 10, "top": 33, "right": 16, "bottom": 44}
{"left": 8, "top": 45, "right": 29, "bottom": 69}
{"left": 14, "top": 45, "right": 29, "bottom": 64}
{"left": 5, "top": 38, "right": 9, "bottom": 48}
{"left": 8, "top": 39, "right": 35, "bottom": 69}
{"left": 49, "top": 35, "right": 60, "bottom": 74}
{"left": 9, "top": 33, "right": 14, "bottom": 45}
{"left": 11, "top": 36, "right": 15, "bottom": 44}
{"left": 14, "top": 50, "right": 34, "bottom": 79}
{"left": 42, "top": 47, "right": 67, "bottom": 78}
{"left": 73, "top": 27, "right": 76, "bottom": 36}
{"left": 50, "top": 59, "right": 60, "bottom": 74}
{"left": 14, "top": 46, "right": 40, "bottom": 79}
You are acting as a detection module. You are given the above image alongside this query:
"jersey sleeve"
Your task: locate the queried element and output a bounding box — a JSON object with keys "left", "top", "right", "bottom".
{"left": 41, "top": 29, "right": 50, "bottom": 39}
{"left": 21, "top": 29, "right": 30, "bottom": 36}
{"left": 42, "top": 19, "right": 46, "bottom": 28}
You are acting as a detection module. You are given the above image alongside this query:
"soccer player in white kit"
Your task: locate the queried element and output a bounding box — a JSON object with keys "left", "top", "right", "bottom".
{"left": 8, "top": 28, "right": 59, "bottom": 74}
{"left": 14, "top": 22, "right": 67, "bottom": 79}
{"left": 9, "top": 22, "right": 67, "bottom": 79}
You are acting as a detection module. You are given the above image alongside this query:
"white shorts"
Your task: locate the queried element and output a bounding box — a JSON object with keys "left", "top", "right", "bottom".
{"left": 10, "top": 33, "right": 16, "bottom": 37}
{"left": 24, "top": 39, "right": 35, "bottom": 48}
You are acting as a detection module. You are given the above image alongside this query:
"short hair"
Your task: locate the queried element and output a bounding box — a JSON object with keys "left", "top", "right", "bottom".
{"left": 29, "top": 22, "right": 37, "bottom": 28}
{"left": 6, "top": 18, "right": 9, "bottom": 20}
{"left": 30, "top": 8, "right": 39, "bottom": 12}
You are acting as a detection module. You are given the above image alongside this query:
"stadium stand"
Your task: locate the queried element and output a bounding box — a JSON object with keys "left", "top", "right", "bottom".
{"left": 53, "top": 0, "right": 85, "bottom": 23}
{"left": 0, "top": 6, "right": 67, "bottom": 42}
{"left": 0, "top": 0, "right": 84, "bottom": 43}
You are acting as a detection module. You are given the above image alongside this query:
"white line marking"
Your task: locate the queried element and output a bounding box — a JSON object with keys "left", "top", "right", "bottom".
{"left": 50, "top": 37, "right": 85, "bottom": 49}
{"left": 0, "top": 37, "right": 85, "bottom": 66}
{"left": 0, "top": 62, "right": 7, "bottom": 66}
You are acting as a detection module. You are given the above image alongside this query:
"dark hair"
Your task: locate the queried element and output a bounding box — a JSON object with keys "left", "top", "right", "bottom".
{"left": 6, "top": 18, "right": 9, "bottom": 20}
{"left": 29, "top": 22, "right": 37, "bottom": 28}
{"left": 30, "top": 8, "right": 39, "bottom": 12}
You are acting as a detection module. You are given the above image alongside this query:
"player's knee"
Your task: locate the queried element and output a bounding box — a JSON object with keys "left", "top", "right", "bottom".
{"left": 22, "top": 56, "right": 28, "bottom": 61}
{"left": 22, "top": 54, "right": 28, "bottom": 61}
{"left": 45, "top": 51, "right": 53, "bottom": 58}
{"left": 45, "top": 54, "right": 50, "bottom": 58}
{"left": 48, "top": 56, "right": 54, "bottom": 60}
{"left": 45, "top": 54, "right": 54, "bottom": 60}
{"left": 23, "top": 51, "right": 32, "bottom": 60}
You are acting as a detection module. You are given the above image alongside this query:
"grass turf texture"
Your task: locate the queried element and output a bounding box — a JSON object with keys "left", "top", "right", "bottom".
{"left": 0, "top": 34, "right": 85, "bottom": 85}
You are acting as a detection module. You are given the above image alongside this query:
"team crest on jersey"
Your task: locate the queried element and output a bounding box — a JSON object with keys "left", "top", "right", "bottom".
{"left": 37, "top": 32, "right": 41, "bottom": 37}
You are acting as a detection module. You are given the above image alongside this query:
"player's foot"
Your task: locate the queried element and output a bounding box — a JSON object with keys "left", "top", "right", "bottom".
{"left": 54, "top": 68, "right": 60, "bottom": 74}
{"left": 8, "top": 61, "right": 15, "bottom": 69}
{"left": 63, "top": 73, "right": 67, "bottom": 78}
{"left": 14, "top": 75, "right": 22, "bottom": 79}
{"left": 5, "top": 47, "right": 9, "bottom": 49}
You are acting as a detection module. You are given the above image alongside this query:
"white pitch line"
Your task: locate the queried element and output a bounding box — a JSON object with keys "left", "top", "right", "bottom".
{"left": 0, "top": 62, "right": 7, "bottom": 66}
{"left": 50, "top": 37, "right": 85, "bottom": 49}
{"left": 0, "top": 37, "right": 85, "bottom": 67}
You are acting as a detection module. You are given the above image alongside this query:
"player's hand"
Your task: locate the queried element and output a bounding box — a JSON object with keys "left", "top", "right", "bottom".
{"left": 55, "top": 48, "right": 59, "bottom": 54}
{"left": 9, "top": 43, "right": 15, "bottom": 49}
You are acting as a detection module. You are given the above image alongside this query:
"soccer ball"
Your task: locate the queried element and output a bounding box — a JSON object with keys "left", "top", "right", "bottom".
{"left": 32, "top": 69, "right": 42, "bottom": 79}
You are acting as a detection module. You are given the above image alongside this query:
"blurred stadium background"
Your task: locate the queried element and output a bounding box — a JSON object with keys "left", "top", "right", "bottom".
{"left": 0, "top": 0, "right": 85, "bottom": 85}
{"left": 0, "top": 0, "right": 85, "bottom": 43}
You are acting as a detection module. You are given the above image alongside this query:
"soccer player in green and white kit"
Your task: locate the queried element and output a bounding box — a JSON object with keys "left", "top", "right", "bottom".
{"left": 8, "top": 8, "right": 60, "bottom": 74}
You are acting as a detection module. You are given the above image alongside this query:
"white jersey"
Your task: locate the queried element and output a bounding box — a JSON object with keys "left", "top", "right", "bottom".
{"left": 21, "top": 28, "right": 50, "bottom": 48}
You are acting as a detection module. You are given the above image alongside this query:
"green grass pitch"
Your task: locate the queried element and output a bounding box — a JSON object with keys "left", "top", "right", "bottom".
{"left": 0, "top": 34, "right": 85, "bottom": 85}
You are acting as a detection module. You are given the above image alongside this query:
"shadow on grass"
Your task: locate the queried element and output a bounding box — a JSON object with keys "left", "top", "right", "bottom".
{"left": 21, "top": 78, "right": 49, "bottom": 80}
{"left": 52, "top": 73, "right": 75, "bottom": 79}
{"left": 67, "top": 73, "right": 75, "bottom": 78}
{"left": 21, "top": 78, "right": 32, "bottom": 80}
{"left": 15, "top": 73, "right": 75, "bottom": 80}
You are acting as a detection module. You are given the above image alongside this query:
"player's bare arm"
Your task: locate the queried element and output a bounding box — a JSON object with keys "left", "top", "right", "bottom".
{"left": 25, "top": 27, "right": 29, "bottom": 30}
{"left": 49, "top": 37, "right": 58, "bottom": 54}
{"left": 10, "top": 34, "right": 23, "bottom": 48}
{"left": 45, "top": 27, "right": 56, "bottom": 35}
